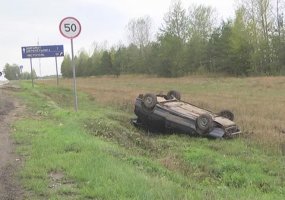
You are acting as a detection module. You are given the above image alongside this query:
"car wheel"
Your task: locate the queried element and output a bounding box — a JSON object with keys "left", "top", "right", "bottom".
{"left": 196, "top": 114, "right": 213, "bottom": 134}
{"left": 167, "top": 90, "right": 181, "bottom": 100}
{"left": 219, "top": 110, "right": 234, "bottom": 121}
{"left": 142, "top": 93, "right": 157, "bottom": 110}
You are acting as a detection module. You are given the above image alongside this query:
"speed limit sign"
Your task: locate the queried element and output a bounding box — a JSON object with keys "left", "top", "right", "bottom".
{"left": 59, "top": 17, "right": 81, "bottom": 39}
{"left": 59, "top": 17, "right": 81, "bottom": 111}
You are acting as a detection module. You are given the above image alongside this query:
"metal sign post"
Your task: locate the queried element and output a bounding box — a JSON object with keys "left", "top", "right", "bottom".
{"left": 55, "top": 57, "right": 59, "bottom": 86}
{"left": 59, "top": 17, "right": 81, "bottom": 112}
{"left": 70, "top": 38, "right": 78, "bottom": 111}
{"left": 30, "top": 58, "right": 34, "bottom": 88}
{"left": 0, "top": 71, "right": 2, "bottom": 96}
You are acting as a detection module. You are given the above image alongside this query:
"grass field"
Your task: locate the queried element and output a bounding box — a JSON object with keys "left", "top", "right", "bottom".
{"left": 12, "top": 75, "right": 285, "bottom": 199}
{"left": 40, "top": 75, "right": 285, "bottom": 153}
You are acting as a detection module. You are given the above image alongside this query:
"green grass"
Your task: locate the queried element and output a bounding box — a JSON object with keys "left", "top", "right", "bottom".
{"left": 12, "top": 80, "right": 285, "bottom": 199}
{"left": 15, "top": 119, "right": 186, "bottom": 199}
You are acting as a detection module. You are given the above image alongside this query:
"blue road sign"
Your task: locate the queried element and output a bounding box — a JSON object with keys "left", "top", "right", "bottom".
{"left": 21, "top": 45, "right": 64, "bottom": 58}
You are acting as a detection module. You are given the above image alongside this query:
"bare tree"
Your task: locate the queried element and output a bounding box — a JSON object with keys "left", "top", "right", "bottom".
{"left": 238, "top": 0, "right": 275, "bottom": 71}
{"left": 126, "top": 16, "right": 153, "bottom": 48}
{"left": 188, "top": 4, "right": 216, "bottom": 40}
{"left": 240, "top": 0, "right": 274, "bottom": 40}
{"left": 258, "top": 0, "right": 272, "bottom": 43}
{"left": 276, "top": 0, "right": 285, "bottom": 37}
{"left": 160, "top": 0, "right": 189, "bottom": 42}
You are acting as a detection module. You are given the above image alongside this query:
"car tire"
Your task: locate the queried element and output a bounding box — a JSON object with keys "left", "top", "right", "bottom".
{"left": 219, "top": 110, "right": 234, "bottom": 121}
{"left": 167, "top": 90, "right": 181, "bottom": 100}
{"left": 196, "top": 114, "right": 213, "bottom": 134}
{"left": 142, "top": 93, "right": 157, "bottom": 110}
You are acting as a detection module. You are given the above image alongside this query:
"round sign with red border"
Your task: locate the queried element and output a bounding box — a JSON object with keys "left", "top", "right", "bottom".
{"left": 59, "top": 17, "right": 81, "bottom": 39}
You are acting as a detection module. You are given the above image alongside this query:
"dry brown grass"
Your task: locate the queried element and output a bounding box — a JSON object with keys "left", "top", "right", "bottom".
{"left": 38, "top": 75, "right": 285, "bottom": 154}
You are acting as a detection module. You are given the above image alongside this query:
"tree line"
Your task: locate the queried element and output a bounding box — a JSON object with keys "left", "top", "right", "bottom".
{"left": 2, "top": 63, "right": 36, "bottom": 80}
{"left": 61, "top": 0, "right": 285, "bottom": 78}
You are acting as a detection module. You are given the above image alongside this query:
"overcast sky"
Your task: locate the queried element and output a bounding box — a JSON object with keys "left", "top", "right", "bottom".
{"left": 0, "top": 0, "right": 235, "bottom": 76}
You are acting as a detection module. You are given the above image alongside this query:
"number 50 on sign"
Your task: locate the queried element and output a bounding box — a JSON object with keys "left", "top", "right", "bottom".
{"left": 59, "top": 17, "right": 81, "bottom": 39}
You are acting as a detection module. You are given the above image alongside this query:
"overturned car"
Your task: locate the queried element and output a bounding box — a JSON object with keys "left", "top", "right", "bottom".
{"left": 133, "top": 91, "right": 241, "bottom": 138}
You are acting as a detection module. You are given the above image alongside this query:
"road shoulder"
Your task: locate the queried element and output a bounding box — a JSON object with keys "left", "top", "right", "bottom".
{"left": 0, "top": 88, "right": 25, "bottom": 200}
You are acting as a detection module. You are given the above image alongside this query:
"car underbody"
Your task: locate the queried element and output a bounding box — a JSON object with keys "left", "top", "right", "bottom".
{"left": 133, "top": 91, "right": 241, "bottom": 138}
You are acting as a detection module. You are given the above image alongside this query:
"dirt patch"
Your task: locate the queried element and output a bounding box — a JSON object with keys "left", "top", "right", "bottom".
{"left": 0, "top": 88, "right": 25, "bottom": 200}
